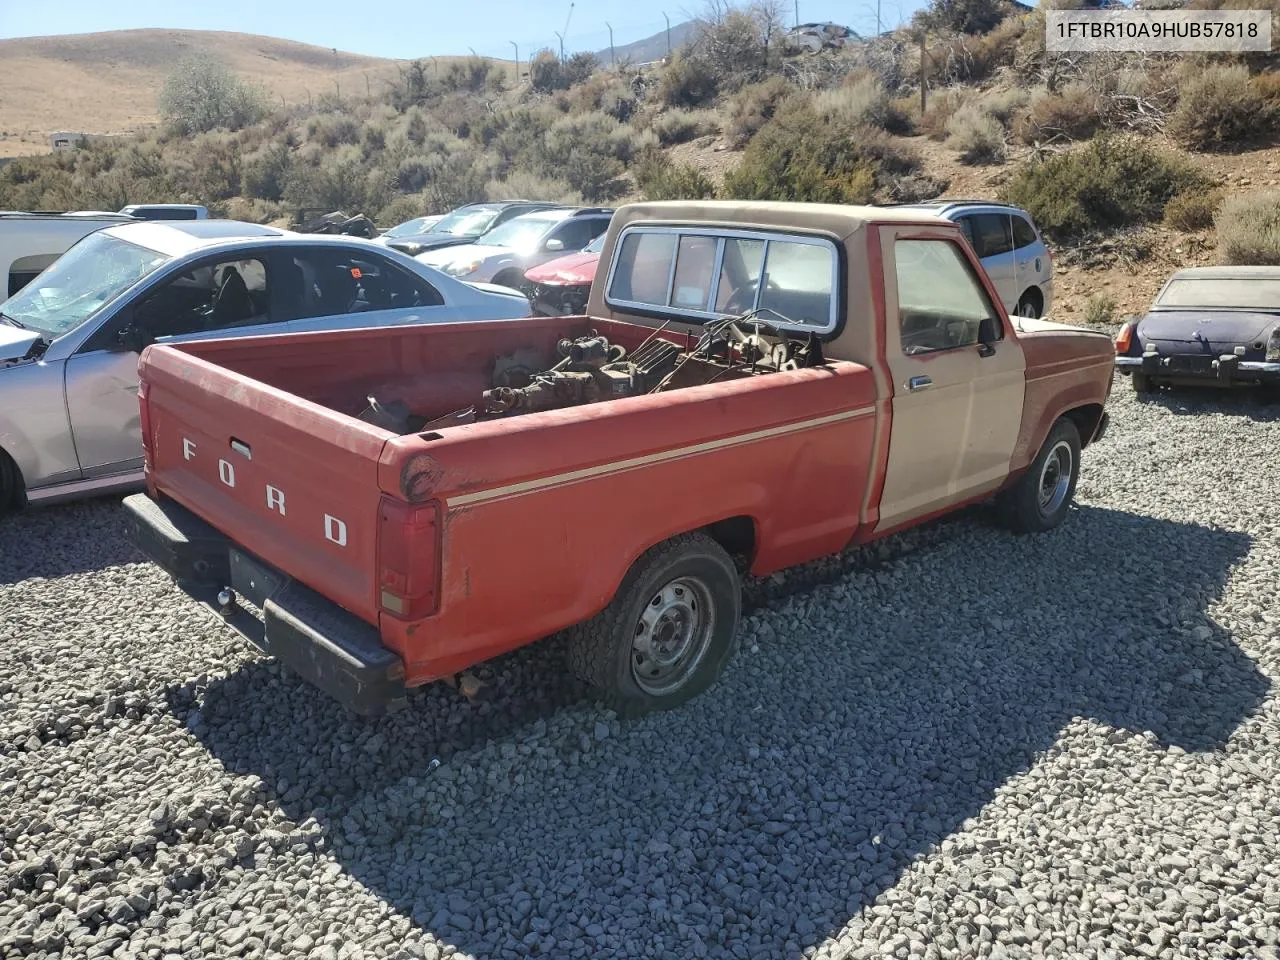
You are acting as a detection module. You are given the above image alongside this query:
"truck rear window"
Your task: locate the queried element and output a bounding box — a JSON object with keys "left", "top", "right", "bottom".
{"left": 606, "top": 226, "right": 838, "bottom": 332}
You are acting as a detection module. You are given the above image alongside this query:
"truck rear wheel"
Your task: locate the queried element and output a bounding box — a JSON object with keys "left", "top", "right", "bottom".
{"left": 995, "top": 418, "right": 1081, "bottom": 534}
{"left": 566, "top": 532, "right": 742, "bottom": 717}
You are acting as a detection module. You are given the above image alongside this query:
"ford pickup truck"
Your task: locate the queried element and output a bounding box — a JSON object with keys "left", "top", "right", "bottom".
{"left": 123, "top": 200, "right": 1115, "bottom": 718}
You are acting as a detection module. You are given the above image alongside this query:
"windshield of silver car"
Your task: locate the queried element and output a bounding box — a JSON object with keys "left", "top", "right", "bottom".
{"left": 475, "top": 216, "right": 560, "bottom": 249}
{"left": 0, "top": 232, "right": 171, "bottom": 338}
{"left": 432, "top": 208, "right": 500, "bottom": 237}
{"left": 1157, "top": 277, "right": 1280, "bottom": 310}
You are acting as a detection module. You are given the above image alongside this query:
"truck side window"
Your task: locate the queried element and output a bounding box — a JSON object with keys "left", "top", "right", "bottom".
{"left": 609, "top": 232, "right": 677, "bottom": 305}
{"left": 758, "top": 241, "right": 835, "bottom": 328}
{"left": 895, "top": 239, "right": 1000, "bottom": 356}
{"left": 134, "top": 257, "right": 269, "bottom": 338}
{"left": 671, "top": 235, "right": 718, "bottom": 309}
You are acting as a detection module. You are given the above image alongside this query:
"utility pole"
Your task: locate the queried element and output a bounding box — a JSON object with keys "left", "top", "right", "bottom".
{"left": 919, "top": 32, "right": 927, "bottom": 116}
{"left": 558, "top": 1, "right": 575, "bottom": 61}
{"left": 607, "top": 21, "right": 615, "bottom": 67}
{"left": 664, "top": 12, "right": 671, "bottom": 55}
{"left": 510, "top": 41, "right": 519, "bottom": 84}
{"left": 795, "top": 0, "right": 800, "bottom": 28}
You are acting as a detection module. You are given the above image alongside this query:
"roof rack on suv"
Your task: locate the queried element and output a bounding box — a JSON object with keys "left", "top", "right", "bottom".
{"left": 568, "top": 207, "right": 615, "bottom": 216}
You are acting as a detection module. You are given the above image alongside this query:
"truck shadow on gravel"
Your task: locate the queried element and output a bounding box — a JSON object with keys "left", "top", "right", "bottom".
{"left": 0, "top": 500, "right": 141, "bottom": 586}
{"left": 173, "top": 505, "right": 1269, "bottom": 960}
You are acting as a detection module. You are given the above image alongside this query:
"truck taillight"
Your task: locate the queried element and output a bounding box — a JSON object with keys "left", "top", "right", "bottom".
{"left": 377, "top": 497, "right": 442, "bottom": 620}
{"left": 1115, "top": 322, "right": 1134, "bottom": 355}
{"left": 138, "top": 380, "right": 158, "bottom": 497}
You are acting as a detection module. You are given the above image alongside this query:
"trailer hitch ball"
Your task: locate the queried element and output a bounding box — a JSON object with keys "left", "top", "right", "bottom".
{"left": 217, "top": 587, "right": 237, "bottom": 616}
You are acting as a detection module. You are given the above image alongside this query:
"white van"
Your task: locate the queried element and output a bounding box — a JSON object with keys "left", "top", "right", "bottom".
{"left": 0, "top": 211, "right": 135, "bottom": 297}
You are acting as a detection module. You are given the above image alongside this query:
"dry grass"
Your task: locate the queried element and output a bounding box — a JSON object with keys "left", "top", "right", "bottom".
{"left": 0, "top": 29, "right": 492, "bottom": 157}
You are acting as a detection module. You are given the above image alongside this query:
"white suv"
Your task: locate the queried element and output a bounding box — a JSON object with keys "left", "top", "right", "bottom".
{"left": 894, "top": 201, "right": 1055, "bottom": 319}
{"left": 416, "top": 207, "right": 614, "bottom": 289}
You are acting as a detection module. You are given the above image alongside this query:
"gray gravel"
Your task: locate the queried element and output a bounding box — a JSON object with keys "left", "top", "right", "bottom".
{"left": 3, "top": 375, "right": 1280, "bottom": 960}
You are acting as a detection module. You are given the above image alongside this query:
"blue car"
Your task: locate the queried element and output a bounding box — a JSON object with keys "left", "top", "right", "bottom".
{"left": 1114, "top": 266, "right": 1280, "bottom": 393}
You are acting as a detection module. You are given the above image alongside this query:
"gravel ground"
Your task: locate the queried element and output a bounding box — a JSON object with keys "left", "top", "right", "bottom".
{"left": 3, "top": 376, "right": 1280, "bottom": 960}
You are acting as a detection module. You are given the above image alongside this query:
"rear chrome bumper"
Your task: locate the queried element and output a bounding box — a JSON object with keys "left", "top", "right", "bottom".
{"left": 123, "top": 493, "right": 406, "bottom": 717}
{"left": 1115, "top": 356, "right": 1280, "bottom": 382}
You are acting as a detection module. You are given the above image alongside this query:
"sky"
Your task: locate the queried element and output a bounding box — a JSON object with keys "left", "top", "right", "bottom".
{"left": 0, "top": 0, "right": 928, "bottom": 60}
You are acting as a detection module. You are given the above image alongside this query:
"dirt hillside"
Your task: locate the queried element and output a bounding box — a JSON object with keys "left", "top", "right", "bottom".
{"left": 0, "top": 29, "right": 448, "bottom": 157}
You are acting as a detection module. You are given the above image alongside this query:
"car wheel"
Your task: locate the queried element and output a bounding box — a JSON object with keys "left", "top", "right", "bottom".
{"left": 492, "top": 270, "right": 524, "bottom": 290}
{"left": 1016, "top": 292, "right": 1042, "bottom": 319}
{"left": 565, "top": 532, "right": 742, "bottom": 717}
{"left": 0, "top": 450, "right": 23, "bottom": 513}
{"left": 1131, "top": 372, "right": 1156, "bottom": 394}
{"left": 995, "top": 418, "right": 1081, "bottom": 534}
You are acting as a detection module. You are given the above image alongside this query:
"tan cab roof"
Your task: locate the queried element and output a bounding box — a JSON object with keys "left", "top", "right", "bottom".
{"left": 610, "top": 200, "right": 953, "bottom": 239}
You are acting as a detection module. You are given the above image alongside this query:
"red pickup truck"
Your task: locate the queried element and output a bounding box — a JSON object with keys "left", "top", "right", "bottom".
{"left": 124, "top": 201, "right": 1114, "bottom": 718}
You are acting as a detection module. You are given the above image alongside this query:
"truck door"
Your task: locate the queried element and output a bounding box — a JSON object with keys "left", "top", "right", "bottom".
{"left": 875, "top": 226, "right": 1026, "bottom": 533}
{"left": 63, "top": 254, "right": 279, "bottom": 479}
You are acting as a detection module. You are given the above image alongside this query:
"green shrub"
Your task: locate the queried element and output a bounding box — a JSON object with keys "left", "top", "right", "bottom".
{"left": 946, "top": 103, "right": 1005, "bottom": 164}
{"left": 980, "top": 87, "right": 1029, "bottom": 126}
{"left": 920, "top": 89, "right": 968, "bottom": 141}
{"left": 1013, "top": 84, "right": 1102, "bottom": 144}
{"left": 913, "top": 0, "right": 1009, "bottom": 35}
{"left": 724, "top": 77, "right": 798, "bottom": 147}
{"left": 1083, "top": 294, "right": 1117, "bottom": 326}
{"left": 441, "top": 56, "right": 498, "bottom": 93}
{"left": 653, "top": 108, "right": 719, "bottom": 145}
{"left": 814, "top": 73, "right": 912, "bottom": 134}
{"left": 537, "top": 112, "right": 639, "bottom": 202}
{"left": 1216, "top": 190, "right": 1280, "bottom": 264}
{"left": 486, "top": 170, "right": 582, "bottom": 204}
{"left": 1169, "top": 64, "right": 1276, "bottom": 150}
{"left": 158, "top": 53, "right": 267, "bottom": 135}
{"left": 1164, "top": 189, "right": 1223, "bottom": 231}
{"left": 1000, "top": 134, "right": 1208, "bottom": 240}
{"left": 721, "top": 104, "right": 876, "bottom": 204}
{"left": 529, "top": 50, "right": 599, "bottom": 93}
{"left": 305, "top": 112, "right": 362, "bottom": 148}
{"left": 632, "top": 148, "right": 717, "bottom": 201}
{"left": 659, "top": 51, "right": 720, "bottom": 108}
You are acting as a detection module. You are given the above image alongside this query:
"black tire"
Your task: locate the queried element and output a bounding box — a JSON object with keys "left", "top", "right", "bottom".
{"left": 1015, "top": 292, "right": 1042, "bottom": 320}
{"left": 0, "top": 450, "right": 19, "bottom": 512}
{"left": 492, "top": 270, "right": 524, "bottom": 290}
{"left": 1132, "top": 372, "right": 1156, "bottom": 394}
{"left": 996, "top": 418, "right": 1081, "bottom": 534}
{"left": 565, "top": 532, "right": 742, "bottom": 717}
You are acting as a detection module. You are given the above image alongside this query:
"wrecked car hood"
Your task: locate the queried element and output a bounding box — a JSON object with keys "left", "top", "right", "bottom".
{"left": 524, "top": 252, "right": 601, "bottom": 286}
{"left": 0, "top": 325, "right": 41, "bottom": 363}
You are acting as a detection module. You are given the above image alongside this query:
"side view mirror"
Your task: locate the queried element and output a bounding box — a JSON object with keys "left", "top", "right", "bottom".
{"left": 115, "top": 323, "right": 151, "bottom": 354}
{"left": 545, "top": 238, "right": 565, "bottom": 252}
{"left": 977, "top": 316, "right": 999, "bottom": 356}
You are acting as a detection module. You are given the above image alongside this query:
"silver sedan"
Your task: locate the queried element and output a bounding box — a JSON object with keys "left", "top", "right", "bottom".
{"left": 0, "top": 219, "right": 533, "bottom": 510}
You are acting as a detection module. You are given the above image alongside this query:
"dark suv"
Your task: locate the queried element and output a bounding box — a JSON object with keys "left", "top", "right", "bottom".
{"left": 382, "top": 200, "right": 565, "bottom": 257}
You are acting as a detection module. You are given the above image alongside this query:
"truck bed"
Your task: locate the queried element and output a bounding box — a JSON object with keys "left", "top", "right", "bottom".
{"left": 138, "top": 315, "right": 882, "bottom": 685}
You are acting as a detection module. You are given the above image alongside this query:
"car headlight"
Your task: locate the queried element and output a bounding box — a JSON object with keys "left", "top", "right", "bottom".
{"left": 1267, "top": 326, "right": 1280, "bottom": 361}
{"left": 445, "top": 259, "right": 483, "bottom": 277}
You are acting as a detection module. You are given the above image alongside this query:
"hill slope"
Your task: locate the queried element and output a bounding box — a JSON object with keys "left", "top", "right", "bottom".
{"left": 0, "top": 29, "right": 437, "bottom": 157}
{"left": 596, "top": 20, "right": 699, "bottom": 65}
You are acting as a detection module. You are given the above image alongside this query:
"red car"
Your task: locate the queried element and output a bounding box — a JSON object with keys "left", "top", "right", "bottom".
{"left": 520, "top": 232, "right": 603, "bottom": 316}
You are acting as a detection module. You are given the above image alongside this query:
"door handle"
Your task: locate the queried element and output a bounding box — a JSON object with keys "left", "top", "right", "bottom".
{"left": 906, "top": 375, "right": 933, "bottom": 392}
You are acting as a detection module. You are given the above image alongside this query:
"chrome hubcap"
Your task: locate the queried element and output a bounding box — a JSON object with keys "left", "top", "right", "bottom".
{"left": 1037, "top": 441, "right": 1073, "bottom": 516}
{"left": 631, "top": 577, "right": 715, "bottom": 696}
{"left": 1019, "top": 301, "right": 1037, "bottom": 319}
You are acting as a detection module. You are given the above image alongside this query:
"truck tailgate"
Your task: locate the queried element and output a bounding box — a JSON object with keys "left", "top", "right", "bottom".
{"left": 140, "top": 345, "right": 389, "bottom": 623}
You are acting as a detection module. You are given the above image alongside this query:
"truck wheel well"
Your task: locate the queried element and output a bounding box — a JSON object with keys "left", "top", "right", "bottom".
{"left": 702, "top": 515, "right": 757, "bottom": 566}
{"left": 1017, "top": 287, "right": 1044, "bottom": 317}
{"left": 1062, "top": 403, "right": 1105, "bottom": 449}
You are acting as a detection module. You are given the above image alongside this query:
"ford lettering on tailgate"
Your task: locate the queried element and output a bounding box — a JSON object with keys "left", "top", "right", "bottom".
{"left": 179, "top": 435, "right": 349, "bottom": 547}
